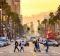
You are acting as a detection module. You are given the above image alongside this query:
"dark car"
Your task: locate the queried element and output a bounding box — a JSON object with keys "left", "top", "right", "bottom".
{"left": 24, "top": 41, "right": 29, "bottom": 46}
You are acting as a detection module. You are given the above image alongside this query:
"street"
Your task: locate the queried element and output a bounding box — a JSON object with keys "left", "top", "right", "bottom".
{"left": 0, "top": 42, "right": 60, "bottom": 56}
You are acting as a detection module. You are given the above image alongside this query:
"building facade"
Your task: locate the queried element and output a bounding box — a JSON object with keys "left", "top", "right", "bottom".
{"left": 6, "top": 0, "right": 20, "bottom": 15}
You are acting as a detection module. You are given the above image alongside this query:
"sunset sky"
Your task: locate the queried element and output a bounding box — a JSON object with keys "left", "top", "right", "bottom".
{"left": 21, "top": 0, "right": 60, "bottom": 30}
{"left": 21, "top": 0, "right": 60, "bottom": 17}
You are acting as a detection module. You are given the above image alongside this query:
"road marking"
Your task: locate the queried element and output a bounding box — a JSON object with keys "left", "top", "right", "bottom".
{"left": 41, "top": 51, "right": 45, "bottom": 53}
{"left": 0, "top": 52, "right": 3, "bottom": 53}
{"left": 30, "top": 51, "right": 33, "bottom": 53}
{"left": 51, "top": 51, "right": 60, "bottom": 55}
{"left": 9, "top": 51, "right": 14, "bottom": 54}
{"left": 30, "top": 50, "right": 60, "bottom": 56}
{"left": 37, "top": 54, "right": 48, "bottom": 55}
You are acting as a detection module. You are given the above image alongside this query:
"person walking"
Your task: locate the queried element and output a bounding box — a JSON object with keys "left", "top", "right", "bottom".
{"left": 33, "top": 39, "right": 41, "bottom": 52}
{"left": 14, "top": 41, "right": 19, "bottom": 52}
{"left": 34, "top": 40, "right": 38, "bottom": 52}
{"left": 37, "top": 39, "right": 41, "bottom": 52}
{"left": 46, "top": 38, "right": 49, "bottom": 53}
{"left": 20, "top": 40, "right": 25, "bottom": 52}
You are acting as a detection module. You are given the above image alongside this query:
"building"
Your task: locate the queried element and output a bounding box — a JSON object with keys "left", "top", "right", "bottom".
{"left": 6, "top": 0, "right": 20, "bottom": 15}
{"left": 6, "top": 0, "right": 23, "bottom": 24}
{"left": 4, "top": 0, "right": 21, "bottom": 38}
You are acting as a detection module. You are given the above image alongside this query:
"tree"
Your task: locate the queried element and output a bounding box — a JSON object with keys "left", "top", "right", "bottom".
{"left": 30, "top": 22, "right": 34, "bottom": 34}
{"left": 42, "top": 19, "right": 47, "bottom": 30}
{"left": 56, "top": 5, "right": 60, "bottom": 27}
{"left": 48, "top": 12, "right": 55, "bottom": 32}
{"left": 0, "top": 0, "right": 23, "bottom": 38}
{"left": 10, "top": 12, "right": 21, "bottom": 28}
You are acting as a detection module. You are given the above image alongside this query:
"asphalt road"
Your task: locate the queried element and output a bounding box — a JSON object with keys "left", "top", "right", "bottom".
{"left": 0, "top": 42, "right": 60, "bottom": 56}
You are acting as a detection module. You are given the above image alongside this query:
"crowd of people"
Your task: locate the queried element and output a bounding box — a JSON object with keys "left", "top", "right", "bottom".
{"left": 14, "top": 38, "right": 49, "bottom": 53}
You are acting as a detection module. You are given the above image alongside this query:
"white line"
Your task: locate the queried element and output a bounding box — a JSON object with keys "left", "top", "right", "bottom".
{"left": 0, "top": 52, "right": 3, "bottom": 53}
{"left": 37, "top": 53, "right": 48, "bottom": 55}
{"left": 51, "top": 51, "right": 60, "bottom": 55}
{"left": 30, "top": 51, "right": 33, "bottom": 53}
{"left": 9, "top": 51, "right": 14, "bottom": 54}
{"left": 41, "top": 51, "right": 45, "bottom": 53}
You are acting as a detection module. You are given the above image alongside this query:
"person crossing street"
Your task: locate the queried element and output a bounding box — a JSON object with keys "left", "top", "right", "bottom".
{"left": 14, "top": 41, "right": 19, "bottom": 52}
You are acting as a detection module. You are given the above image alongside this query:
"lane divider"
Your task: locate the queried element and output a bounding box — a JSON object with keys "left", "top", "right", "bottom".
{"left": 0, "top": 52, "right": 3, "bottom": 53}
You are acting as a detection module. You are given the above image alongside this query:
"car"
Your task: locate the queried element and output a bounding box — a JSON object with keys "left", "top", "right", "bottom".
{"left": 39, "top": 38, "right": 47, "bottom": 44}
{"left": 30, "top": 37, "right": 36, "bottom": 41}
{"left": 24, "top": 41, "right": 29, "bottom": 46}
{"left": 0, "top": 39, "right": 7, "bottom": 46}
{"left": 43, "top": 40, "right": 59, "bottom": 47}
{"left": 0, "top": 39, "right": 11, "bottom": 46}
{"left": 0, "top": 41, "right": 5, "bottom": 47}
{"left": 19, "top": 38, "right": 29, "bottom": 46}
{"left": 23, "top": 38, "right": 29, "bottom": 46}
{"left": 6, "top": 39, "right": 11, "bottom": 45}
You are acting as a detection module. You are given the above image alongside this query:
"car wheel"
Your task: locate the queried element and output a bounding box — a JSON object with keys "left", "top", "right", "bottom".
{"left": 53, "top": 44, "right": 56, "bottom": 47}
{"left": 56, "top": 45, "right": 59, "bottom": 47}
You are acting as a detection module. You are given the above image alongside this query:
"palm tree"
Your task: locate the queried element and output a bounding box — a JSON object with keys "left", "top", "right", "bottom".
{"left": 42, "top": 19, "right": 47, "bottom": 31}
{"left": 56, "top": 5, "right": 60, "bottom": 27}
{"left": 48, "top": 12, "right": 56, "bottom": 32}
{"left": 0, "top": 0, "right": 23, "bottom": 38}
{"left": 30, "top": 22, "right": 34, "bottom": 35}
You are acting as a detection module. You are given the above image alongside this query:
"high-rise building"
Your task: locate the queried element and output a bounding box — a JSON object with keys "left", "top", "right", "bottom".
{"left": 6, "top": 0, "right": 23, "bottom": 24}
{"left": 6, "top": 0, "right": 20, "bottom": 15}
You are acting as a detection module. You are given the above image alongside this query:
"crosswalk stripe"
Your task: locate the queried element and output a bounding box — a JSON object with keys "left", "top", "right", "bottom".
{"left": 0, "top": 52, "right": 3, "bottom": 53}
{"left": 30, "top": 50, "right": 60, "bottom": 56}
{"left": 9, "top": 51, "right": 14, "bottom": 54}
{"left": 51, "top": 51, "right": 60, "bottom": 55}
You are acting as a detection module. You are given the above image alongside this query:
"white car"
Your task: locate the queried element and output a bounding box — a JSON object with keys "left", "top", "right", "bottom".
{"left": 0, "top": 41, "right": 5, "bottom": 47}
{"left": 43, "top": 40, "right": 59, "bottom": 47}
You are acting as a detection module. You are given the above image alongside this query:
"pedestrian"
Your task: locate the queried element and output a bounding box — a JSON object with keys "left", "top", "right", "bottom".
{"left": 46, "top": 38, "right": 49, "bottom": 53}
{"left": 14, "top": 41, "right": 19, "bottom": 52}
{"left": 37, "top": 39, "right": 41, "bottom": 52}
{"left": 20, "top": 40, "right": 25, "bottom": 52}
{"left": 33, "top": 39, "right": 41, "bottom": 52}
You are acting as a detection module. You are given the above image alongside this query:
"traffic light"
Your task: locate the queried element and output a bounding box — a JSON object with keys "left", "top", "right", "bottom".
{"left": 27, "top": 27, "right": 30, "bottom": 31}
{"left": 38, "top": 28, "right": 40, "bottom": 30}
{"left": 38, "top": 28, "right": 40, "bottom": 33}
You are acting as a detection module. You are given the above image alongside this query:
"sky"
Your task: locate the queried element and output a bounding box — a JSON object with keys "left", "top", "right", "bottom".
{"left": 21, "top": 0, "right": 60, "bottom": 31}
{"left": 21, "top": 0, "right": 60, "bottom": 17}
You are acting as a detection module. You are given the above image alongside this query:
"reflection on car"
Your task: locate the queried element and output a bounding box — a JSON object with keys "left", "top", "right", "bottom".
{"left": 0, "top": 39, "right": 11, "bottom": 47}
{"left": 43, "top": 40, "right": 59, "bottom": 47}
{"left": 0, "top": 41, "right": 5, "bottom": 47}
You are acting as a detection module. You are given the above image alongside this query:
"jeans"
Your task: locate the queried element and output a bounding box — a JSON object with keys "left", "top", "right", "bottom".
{"left": 46, "top": 46, "right": 49, "bottom": 52}
{"left": 20, "top": 47, "right": 24, "bottom": 52}
{"left": 14, "top": 46, "right": 19, "bottom": 52}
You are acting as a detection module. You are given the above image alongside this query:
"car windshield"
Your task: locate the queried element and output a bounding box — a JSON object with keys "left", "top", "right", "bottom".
{"left": 31, "top": 37, "right": 35, "bottom": 39}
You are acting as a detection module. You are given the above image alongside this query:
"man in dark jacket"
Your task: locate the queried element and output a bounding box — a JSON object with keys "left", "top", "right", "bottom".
{"left": 46, "top": 38, "right": 49, "bottom": 53}
{"left": 14, "top": 41, "right": 19, "bottom": 52}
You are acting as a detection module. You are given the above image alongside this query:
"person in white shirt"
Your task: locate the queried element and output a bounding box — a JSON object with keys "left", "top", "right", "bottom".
{"left": 20, "top": 40, "right": 24, "bottom": 52}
